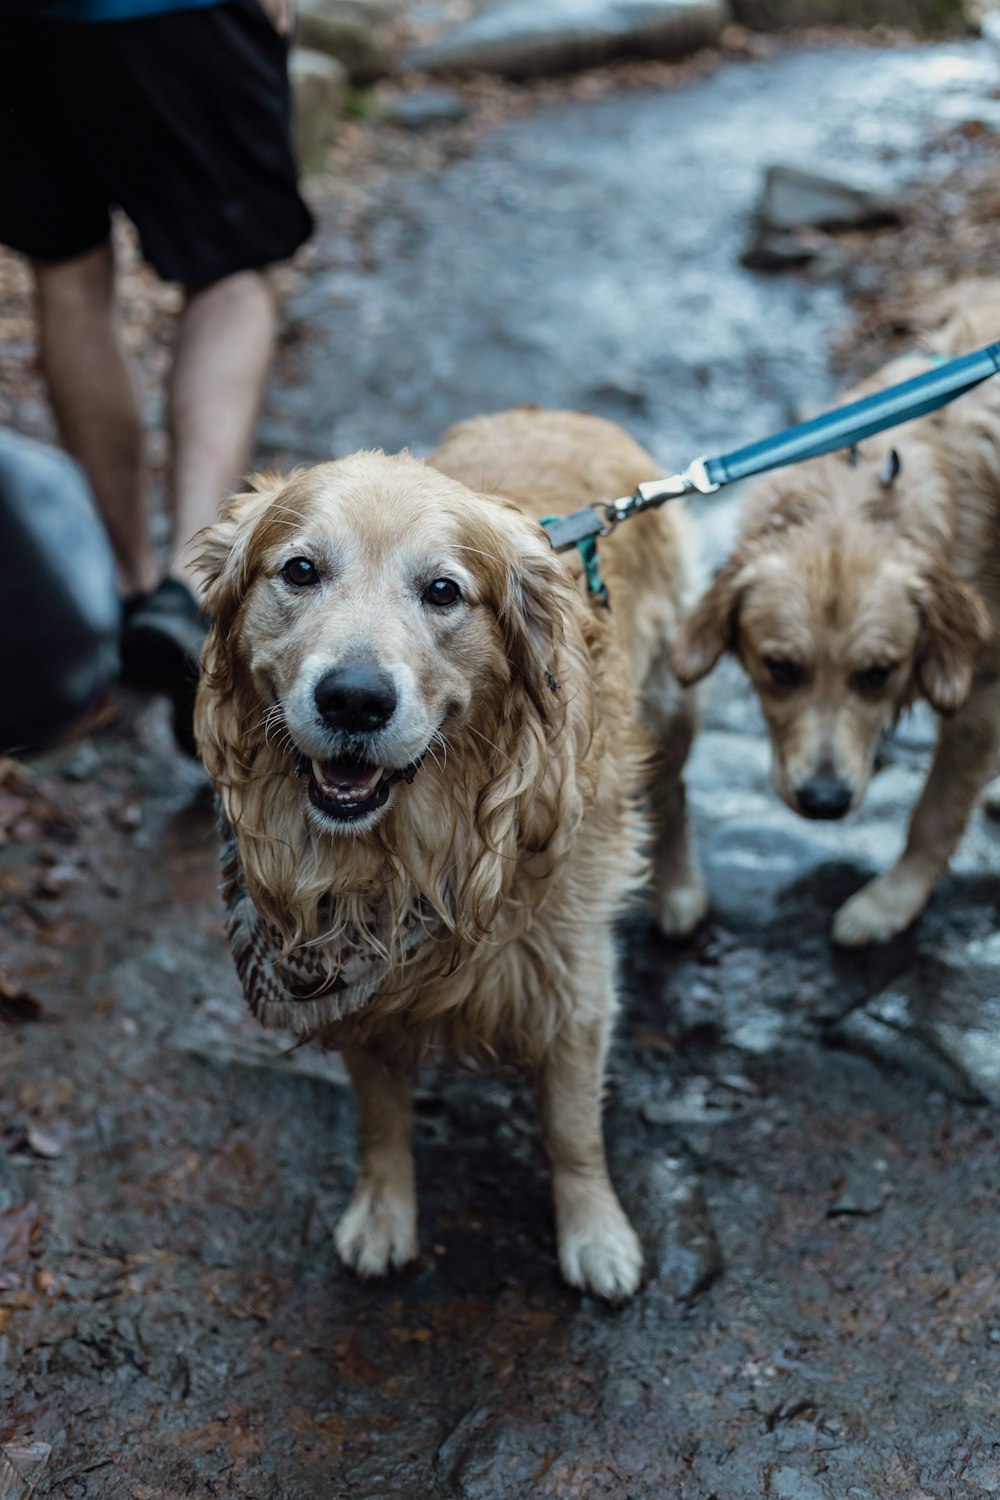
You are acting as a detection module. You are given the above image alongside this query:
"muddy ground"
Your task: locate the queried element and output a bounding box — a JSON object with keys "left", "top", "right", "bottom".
{"left": 2, "top": 26, "right": 1000, "bottom": 1500}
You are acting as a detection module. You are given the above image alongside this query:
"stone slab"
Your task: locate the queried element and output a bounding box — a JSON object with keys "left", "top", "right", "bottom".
{"left": 760, "top": 162, "right": 904, "bottom": 232}
{"left": 405, "top": 0, "right": 730, "bottom": 77}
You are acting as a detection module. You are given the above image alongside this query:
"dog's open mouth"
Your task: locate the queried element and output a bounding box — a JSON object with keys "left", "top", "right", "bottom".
{"left": 307, "top": 758, "right": 393, "bottom": 823}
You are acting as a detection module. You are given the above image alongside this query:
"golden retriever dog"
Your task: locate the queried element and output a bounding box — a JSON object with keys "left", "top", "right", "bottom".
{"left": 671, "top": 282, "right": 1000, "bottom": 946}
{"left": 194, "top": 407, "right": 705, "bottom": 1302}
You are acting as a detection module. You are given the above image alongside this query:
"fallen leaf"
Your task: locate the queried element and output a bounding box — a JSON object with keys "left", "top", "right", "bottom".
{"left": 32, "top": 1268, "right": 62, "bottom": 1297}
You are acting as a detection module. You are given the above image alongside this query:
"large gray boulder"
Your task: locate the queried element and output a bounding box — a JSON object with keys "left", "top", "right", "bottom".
{"left": 405, "top": 0, "right": 730, "bottom": 78}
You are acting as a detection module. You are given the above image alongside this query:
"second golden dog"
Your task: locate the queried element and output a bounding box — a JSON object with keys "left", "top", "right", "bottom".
{"left": 672, "top": 284, "right": 1000, "bottom": 945}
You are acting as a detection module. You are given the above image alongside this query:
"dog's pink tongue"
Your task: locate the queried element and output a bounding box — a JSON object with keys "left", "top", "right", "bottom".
{"left": 316, "top": 760, "right": 383, "bottom": 796}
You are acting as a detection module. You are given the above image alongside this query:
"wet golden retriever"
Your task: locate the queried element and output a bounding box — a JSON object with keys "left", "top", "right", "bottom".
{"left": 672, "top": 283, "right": 1000, "bottom": 946}
{"left": 194, "top": 407, "right": 705, "bottom": 1301}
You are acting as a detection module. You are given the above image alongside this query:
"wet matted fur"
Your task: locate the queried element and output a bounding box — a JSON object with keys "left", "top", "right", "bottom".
{"left": 195, "top": 407, "right": 705, "bottom": 1301}
{"left": 672, "top": 282, "right": 1000, "bottom": 946}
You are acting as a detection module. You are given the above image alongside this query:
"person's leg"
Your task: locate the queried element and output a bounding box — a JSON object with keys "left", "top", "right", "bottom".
{"left": 31, "top": 240, "right": 157, "bottom": 597}
{"left": 167, "top": 269, "right": 277, "bottom": 591}
{"left": 118, "top": 268, "right": 276, "bottom": 756}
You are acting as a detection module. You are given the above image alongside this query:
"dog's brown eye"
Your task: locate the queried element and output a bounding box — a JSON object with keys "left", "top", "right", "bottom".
{"left": 854, "top": 662, "right": 896, "bottom": 694}
{"left": 423, "top": 578, "right": 462, "bottom": 608}
{"left": 281, "top": 556, "right": 320, "bottom": 588}
{"left": 764, "top": 656, "right": 805, "bottom": 689}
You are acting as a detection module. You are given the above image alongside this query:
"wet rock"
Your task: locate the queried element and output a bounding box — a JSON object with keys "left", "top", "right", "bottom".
{"left": 771, "top": 1468, "right": 834, "bottom": 1500}
{"left": 603, "top": 1373, "right": 645, "bottom": 1406}
{"left": 641, "top": 1078, "right": 737, "bottom": 1126}
{"left": 387, "top": 87, "right": 469, "bottom": 129}
{"left": 830, "top": 947, "right": 1000, "bottom": 1104}
{"left": 759, "top": 164, "right": 904, "bottom": 233}
{"left": 624, "top": 1155, "right": 723, "bottom": 1298}
{"left": 826, "top": 1152, "right": 889, "bottom": 1217}
{"left": 296, "top": 0, "right": 389, "bottom": 81}
{"left": 742, "top": 164, "right": 903, "bottom": 275}
{"left": 436, "top": 1407, "right": 542, "bottom": 1497}
{"left": 290, "top": 48, "right": 349, "bottom": 170}
{"left": 404, "top": 0, "right": 730, "bottom": 79}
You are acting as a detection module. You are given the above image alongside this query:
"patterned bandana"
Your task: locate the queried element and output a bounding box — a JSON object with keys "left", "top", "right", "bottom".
{"left": 218, "top": 816, "right": 440, "bottom": 1035}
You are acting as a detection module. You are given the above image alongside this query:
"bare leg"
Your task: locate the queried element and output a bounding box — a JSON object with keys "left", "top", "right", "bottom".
{"left": 536, "top": 990, "right": 642, "bottom": 1302}
{"left": 334, "top": 1048, "right": 418, "bottom": 1277}
{"left": 32, "top": 242, "right": 156, "bottom": 596}
{"left": 834, "top": 681, "right": 1000, "bottom": 945}
{"left": 167, "top": 270, "right": 275, "bottom": 591}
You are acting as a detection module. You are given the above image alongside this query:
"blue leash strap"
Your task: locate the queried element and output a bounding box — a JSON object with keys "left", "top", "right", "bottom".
{"left": 702, "top": 339, "right": 1000, "bottom": 489}
{"left": 541, "top": 339, "right": 1000, "bottom": 565}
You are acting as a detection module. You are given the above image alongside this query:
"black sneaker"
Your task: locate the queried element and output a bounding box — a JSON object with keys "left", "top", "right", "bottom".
{"left": 120, "top": 577, "right": 207, "bottom": 758}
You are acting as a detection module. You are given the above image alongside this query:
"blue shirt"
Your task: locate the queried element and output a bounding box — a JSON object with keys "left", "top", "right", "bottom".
{"left": 41, "top": 0, "right": 222, "bottom": 19}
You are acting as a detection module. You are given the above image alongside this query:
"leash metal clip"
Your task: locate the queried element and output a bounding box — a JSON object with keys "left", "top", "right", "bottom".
{"left": 606, "top": 454, "right": 720, "bottom": 527}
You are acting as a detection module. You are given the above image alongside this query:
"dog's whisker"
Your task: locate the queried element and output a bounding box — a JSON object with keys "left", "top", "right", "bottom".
{"left": 425, "top": 729, "right": 451, "bottom": 773}
{"left": 260, "top": 703, "right": 289, "bottom": 748}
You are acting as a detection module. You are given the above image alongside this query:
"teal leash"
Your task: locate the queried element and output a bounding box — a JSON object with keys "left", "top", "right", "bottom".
{"left": 540, "top": 339, "right": 1000, "bottom": 576}
{"left": 540, "top": 517, "right": 609, "bottom": 606}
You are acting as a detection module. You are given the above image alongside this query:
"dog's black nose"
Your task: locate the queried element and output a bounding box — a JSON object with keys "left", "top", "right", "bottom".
{"left": 314, "top": 666, "right": 397, "bottom": 733}
{"left": 795, "top": 776, "right": 852, "bottom": 820}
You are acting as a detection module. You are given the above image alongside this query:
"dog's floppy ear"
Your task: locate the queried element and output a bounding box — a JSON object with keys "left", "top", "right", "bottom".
{"left": 498, "top": 529, "right": 580, "bottom": 727}
{"left": 457, "top": 519, "right": 594, "bottom": 939}
{"left": 670, "top": 555, "right": 748, "bottom": 686}
{"left": 193, "top": 475, "right": 285, "bottom": 614}
{"left": 912, "top": 556, "right": 991, "bottom": 714}
{"left": 192, "top": 475, "right": 289, "bottom": 771}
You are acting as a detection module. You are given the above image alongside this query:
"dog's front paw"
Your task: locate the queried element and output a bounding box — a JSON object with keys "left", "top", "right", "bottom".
{"left": 832, "top": 870, "right": 930, "bottom": 947}
{"left": 655, "top": 873, "right": 709, "bottom": 941}
{"left": 556, "top": 1188, "right": 643, "bottom": 1303}
{"left": 334, "top": 1181, "right": 418, "bottom": 1278}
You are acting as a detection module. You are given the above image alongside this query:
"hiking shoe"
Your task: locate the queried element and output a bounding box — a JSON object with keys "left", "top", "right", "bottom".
{"left": 120, "top": 577, "right": 207, "bottom": 758}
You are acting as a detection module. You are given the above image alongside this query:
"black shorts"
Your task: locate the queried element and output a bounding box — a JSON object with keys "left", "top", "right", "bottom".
{"left": 0, "top": 0, "right": 314, "bottom": 286}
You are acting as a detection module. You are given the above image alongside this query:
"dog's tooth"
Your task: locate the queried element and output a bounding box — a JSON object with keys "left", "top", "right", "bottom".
{"left": 321, "top": 767, "right": 384, "bottom": 803}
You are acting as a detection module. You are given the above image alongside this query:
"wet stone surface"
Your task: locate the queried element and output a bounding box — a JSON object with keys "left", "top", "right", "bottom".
{"left": 3, "top": 36, "right": 1000, "bottom": 1500}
